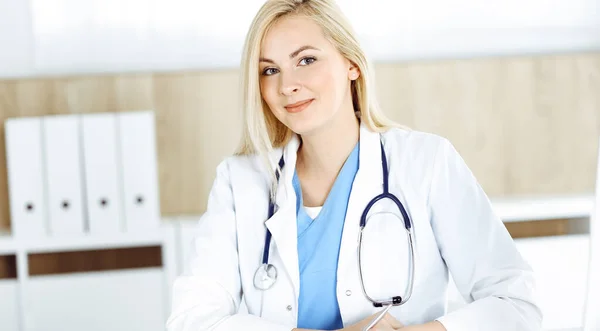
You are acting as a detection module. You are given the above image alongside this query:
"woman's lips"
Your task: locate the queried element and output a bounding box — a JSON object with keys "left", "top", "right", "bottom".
{"left": 285, "top": 99, "right": 314, "bottom": 113}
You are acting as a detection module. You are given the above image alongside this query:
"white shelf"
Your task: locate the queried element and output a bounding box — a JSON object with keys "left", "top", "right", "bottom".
{"left": 0, "top": 231, "right": 17, "bottom": 255}
{"left": 491, "top": 194, "right": 595, "bottom": 223}
{"left": 0, "top": 230, "right": 165, "bottom": 255}
{"left": 21, "top": 231, "right": 166, "bottom": 254}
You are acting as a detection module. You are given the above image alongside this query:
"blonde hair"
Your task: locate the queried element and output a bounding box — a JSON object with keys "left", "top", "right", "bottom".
{"left": 236, "top": 0, "right": 405, "bottom": 190}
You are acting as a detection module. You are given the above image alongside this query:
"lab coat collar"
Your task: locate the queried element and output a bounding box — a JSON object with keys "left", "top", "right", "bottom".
{"left": 264, "top": 133, "right": 301, "bottom": 299}
{"left": 265, "top": 121, "right": 382, "bottom": 208}
{"left": 337, "top": 123, "right": 385, "bottom": 281}
{"left": 356, "top": 122, "right": 384, "bottom": 184}
{"left": 264, "top": 122, "right": 383, "bottom": 301}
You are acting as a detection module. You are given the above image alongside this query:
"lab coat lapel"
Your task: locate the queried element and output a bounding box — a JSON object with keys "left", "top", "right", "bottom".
{"left": 337, "top": 124, "right": 384, "bottom": 278}
{"left": 262, "top": 125, "right": 384, "bottom": 303}
{"left": 264, "top": 134, "right": 301, "bottom": 299}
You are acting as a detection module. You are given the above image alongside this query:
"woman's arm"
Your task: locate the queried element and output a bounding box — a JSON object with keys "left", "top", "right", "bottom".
{"left": 166, "top": 160, "right": 292, "bottom": 331}
{"left": 426, "top": 137, "right": 542, "bottom": 331}
{"left": 403, "top": 321, "right": 446, "bottom": 331}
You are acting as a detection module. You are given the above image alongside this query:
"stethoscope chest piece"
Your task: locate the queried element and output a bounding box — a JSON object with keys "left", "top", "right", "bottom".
{"left": 253, "top": 263, "right": 278, "bottom": 290}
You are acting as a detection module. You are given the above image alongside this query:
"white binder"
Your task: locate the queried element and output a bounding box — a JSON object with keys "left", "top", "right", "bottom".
{"left": 42, "top": 115, "right": 85, "bottom": 237}
{"left": 117, "top": 111, "right": 161, "bottom": 232}
{"left": 5, "top": 117, "right": 48, "bottom": 237}
{"left": 80, "top": 113, "right": 123, "bottom": 234}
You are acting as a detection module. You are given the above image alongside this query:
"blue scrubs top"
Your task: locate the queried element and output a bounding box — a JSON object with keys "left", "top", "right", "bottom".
{"left": 293, "top": 143, "right": 360, "bottom": 330}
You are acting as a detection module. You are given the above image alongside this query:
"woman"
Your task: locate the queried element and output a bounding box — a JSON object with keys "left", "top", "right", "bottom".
{"left": 167, "top": 0, "right": 542, "bottom": 330}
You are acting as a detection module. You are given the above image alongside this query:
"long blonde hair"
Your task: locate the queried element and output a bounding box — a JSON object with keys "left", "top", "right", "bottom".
{"left": 236, "top": 0, "right": 404, "bottom": 190}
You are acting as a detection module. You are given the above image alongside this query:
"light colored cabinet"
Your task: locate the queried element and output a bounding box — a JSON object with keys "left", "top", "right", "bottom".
{"left": 0, "top": 280, "right": 20, "bottom": 331}
{"left": 24, "top": 269, "right": 166, "bottom": 331}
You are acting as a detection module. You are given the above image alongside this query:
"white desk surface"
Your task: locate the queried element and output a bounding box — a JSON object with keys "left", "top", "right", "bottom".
{"left": 490, "top": 194, "right": 595, "bottom": 223}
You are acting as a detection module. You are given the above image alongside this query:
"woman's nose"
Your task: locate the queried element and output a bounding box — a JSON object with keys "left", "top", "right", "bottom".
{"left": 279, "top": 72, "right": 302, "bottom": 96}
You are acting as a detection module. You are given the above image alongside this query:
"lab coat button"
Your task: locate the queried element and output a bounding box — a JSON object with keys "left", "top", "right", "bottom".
{"left": 286, "top": 305, "right": 292, "bottom": 311}
{"left": 346, "top": 290, "right": 352, "bottom": 296}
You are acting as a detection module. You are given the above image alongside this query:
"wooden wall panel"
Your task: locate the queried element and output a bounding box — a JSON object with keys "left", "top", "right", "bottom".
{"left": 153, "top": 70, "right": 241, "bottom": 215}
{"left": 505, "top": 54, "right": 600, "bottom": 194}
{"left": 0, "top": 255, "right": 17, "bottom": 279}
{"left": 0, "top": 53, "right": 598, "bottom": 232}
{"left": 28, "top": 246, "right": 162, "bottom": 276}
{"left": 376, "top": 59, "right": 510, "bottom": 195}
{"left": 493, "top": 58, "right": 536, "bottom": 195}
{"left": 0, "top": 83, "right": 16, "bottom": 231}
{"left": 113, "top": 75, "right": 155, "bottom": 112}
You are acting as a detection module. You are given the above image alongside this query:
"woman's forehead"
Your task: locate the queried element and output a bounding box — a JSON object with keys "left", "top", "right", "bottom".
{"left": 260, "top": 16, "right": 330, "bottom": 58}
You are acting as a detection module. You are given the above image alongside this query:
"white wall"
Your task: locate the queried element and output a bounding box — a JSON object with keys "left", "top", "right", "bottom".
{"left": 1, "top": 0, "right": 599, "bottom": 78}
{"left": 0, "top": 0, "right": 34, "bottom": 78}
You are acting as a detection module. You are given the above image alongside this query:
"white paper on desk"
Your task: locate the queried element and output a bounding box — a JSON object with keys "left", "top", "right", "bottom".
{"left": 5, "top": 117, "right": 48, "bottom": 237}
{"left": 80, "top": 113, "right": 124, "bottom": 235}
{"left": 42, "top": 114, "right": 85, "bottom": 237}
{"left": 117, "top": 111, "right": 161, "bottom": 233}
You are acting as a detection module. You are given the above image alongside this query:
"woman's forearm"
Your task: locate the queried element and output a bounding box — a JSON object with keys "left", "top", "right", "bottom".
{"left": 403, "top": 321, "right": 447, "bottom": 331}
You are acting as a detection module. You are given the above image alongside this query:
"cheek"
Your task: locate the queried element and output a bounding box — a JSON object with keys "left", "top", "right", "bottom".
{"left": 307, "top": 68, "right": 346, "bottom": 107}
{"left": 260, "top": 78, "right": 278, "bottom": 107}
{"left": 301, "top": 67, "right": 335, "bottom": 98}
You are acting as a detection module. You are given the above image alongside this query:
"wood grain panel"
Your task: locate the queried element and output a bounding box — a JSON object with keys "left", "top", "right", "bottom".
{"left": 505, "top": 54, "right": 600, "bottom": 194}
{"left": 504, "top": 219, "right": 570, "bottom": 238}
{"left": 373, "top": 63, "right": 417, "bottom": 128}
{"left": 0, "top": 53, "right": 598, "bottom": 232}
{"left": 28, "top": 246, "right": 162, "bottom": 276}
{"left": 0, "top": 82, "right": 17, "bottom": 231}
{"left": 0, "top": 255, "right": 17, "bottom": 279}
{"left": 378, "top": 59, "right": 507, "bottom": 195}
{"left": 61, "top": 76, "right": 118, "bottom": 114}
{"left": 114, "top": 74, "right": 154, "bottom": 112}
{"left": 153, "top": 70, "right": 241, "bottom": 214}
{"left": 13, "top": 79, "right": 67, "bottom": 116}
{"left": 493, "top": 58, "right": 536, "bottom": 194}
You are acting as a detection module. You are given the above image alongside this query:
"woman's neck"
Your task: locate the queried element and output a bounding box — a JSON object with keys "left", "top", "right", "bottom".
{"left": 296, "top": 110, "right": 360, "bottom": 184}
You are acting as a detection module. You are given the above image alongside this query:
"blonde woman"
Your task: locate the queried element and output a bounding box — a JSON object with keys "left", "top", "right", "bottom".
{"left": 167, "top": 0, "right": 542, "bottom": 330}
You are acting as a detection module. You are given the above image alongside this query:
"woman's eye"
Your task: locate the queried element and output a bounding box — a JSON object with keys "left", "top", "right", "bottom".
{"left": 262, "top": 67, "right": 279, "bottom": 76}
{"left": 299, "top": 57, "right": 316, "bottom": 66}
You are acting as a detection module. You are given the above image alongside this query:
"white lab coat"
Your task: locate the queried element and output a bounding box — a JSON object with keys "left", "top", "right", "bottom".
{"left": 167, "top": 123, "right": 542, "bottom": 331}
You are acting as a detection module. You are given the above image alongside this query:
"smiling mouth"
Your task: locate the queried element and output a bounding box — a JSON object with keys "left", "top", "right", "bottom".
{"left": 284, "top": 99, "right": 314, "bottom": 113}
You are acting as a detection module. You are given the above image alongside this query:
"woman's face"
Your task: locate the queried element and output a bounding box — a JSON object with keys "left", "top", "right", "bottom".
{"left": 259, "top": 16, "right": 360, "bottom": 136}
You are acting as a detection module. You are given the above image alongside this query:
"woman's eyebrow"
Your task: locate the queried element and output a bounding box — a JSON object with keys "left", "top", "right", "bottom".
{"left": 259, "top": 45, "right": 321, "bottom": 63}
{"left": 289, "top": 45, "right": 320, "bottom": 58}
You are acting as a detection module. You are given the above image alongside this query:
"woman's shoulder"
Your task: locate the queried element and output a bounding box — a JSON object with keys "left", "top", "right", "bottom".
{"left": 381, "top": 127, "right": 478, "bottom": 190}
{"left": 213, "top": 150, "right": 278, "bottom": 187}
{"left": 381, "top": 126, "right": 452, "bottom": 159}
{"left": 215, "top": 152, "right": 265, "bottom": 176}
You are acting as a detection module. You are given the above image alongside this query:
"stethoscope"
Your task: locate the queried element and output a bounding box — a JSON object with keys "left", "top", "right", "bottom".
{"left": 253, "top": 139, "right": 416, "bottom": 311}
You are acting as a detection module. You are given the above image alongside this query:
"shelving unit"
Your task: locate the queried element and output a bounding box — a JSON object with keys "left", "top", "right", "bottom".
{"left": 18, "top": 232, "right": 165, "bottom": 254}
{"left": 0, "top": 221, "right": 181, "bottom": 331}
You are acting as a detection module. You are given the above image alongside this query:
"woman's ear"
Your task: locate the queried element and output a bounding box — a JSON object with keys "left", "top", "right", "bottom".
{"left": 348, "top": 66, "right": 360, "bottom": 81}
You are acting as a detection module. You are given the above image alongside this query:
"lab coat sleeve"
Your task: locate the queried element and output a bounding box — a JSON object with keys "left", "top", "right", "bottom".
{"left": 166, "top": 159, "right": 293, "bottom": 331}
{"left": 427, "top": 138, "right": 543, "bottom": 331}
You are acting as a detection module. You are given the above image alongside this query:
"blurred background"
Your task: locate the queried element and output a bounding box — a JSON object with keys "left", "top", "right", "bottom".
{"left": 0, "top": 0, "right": 599, "bottom": 330}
